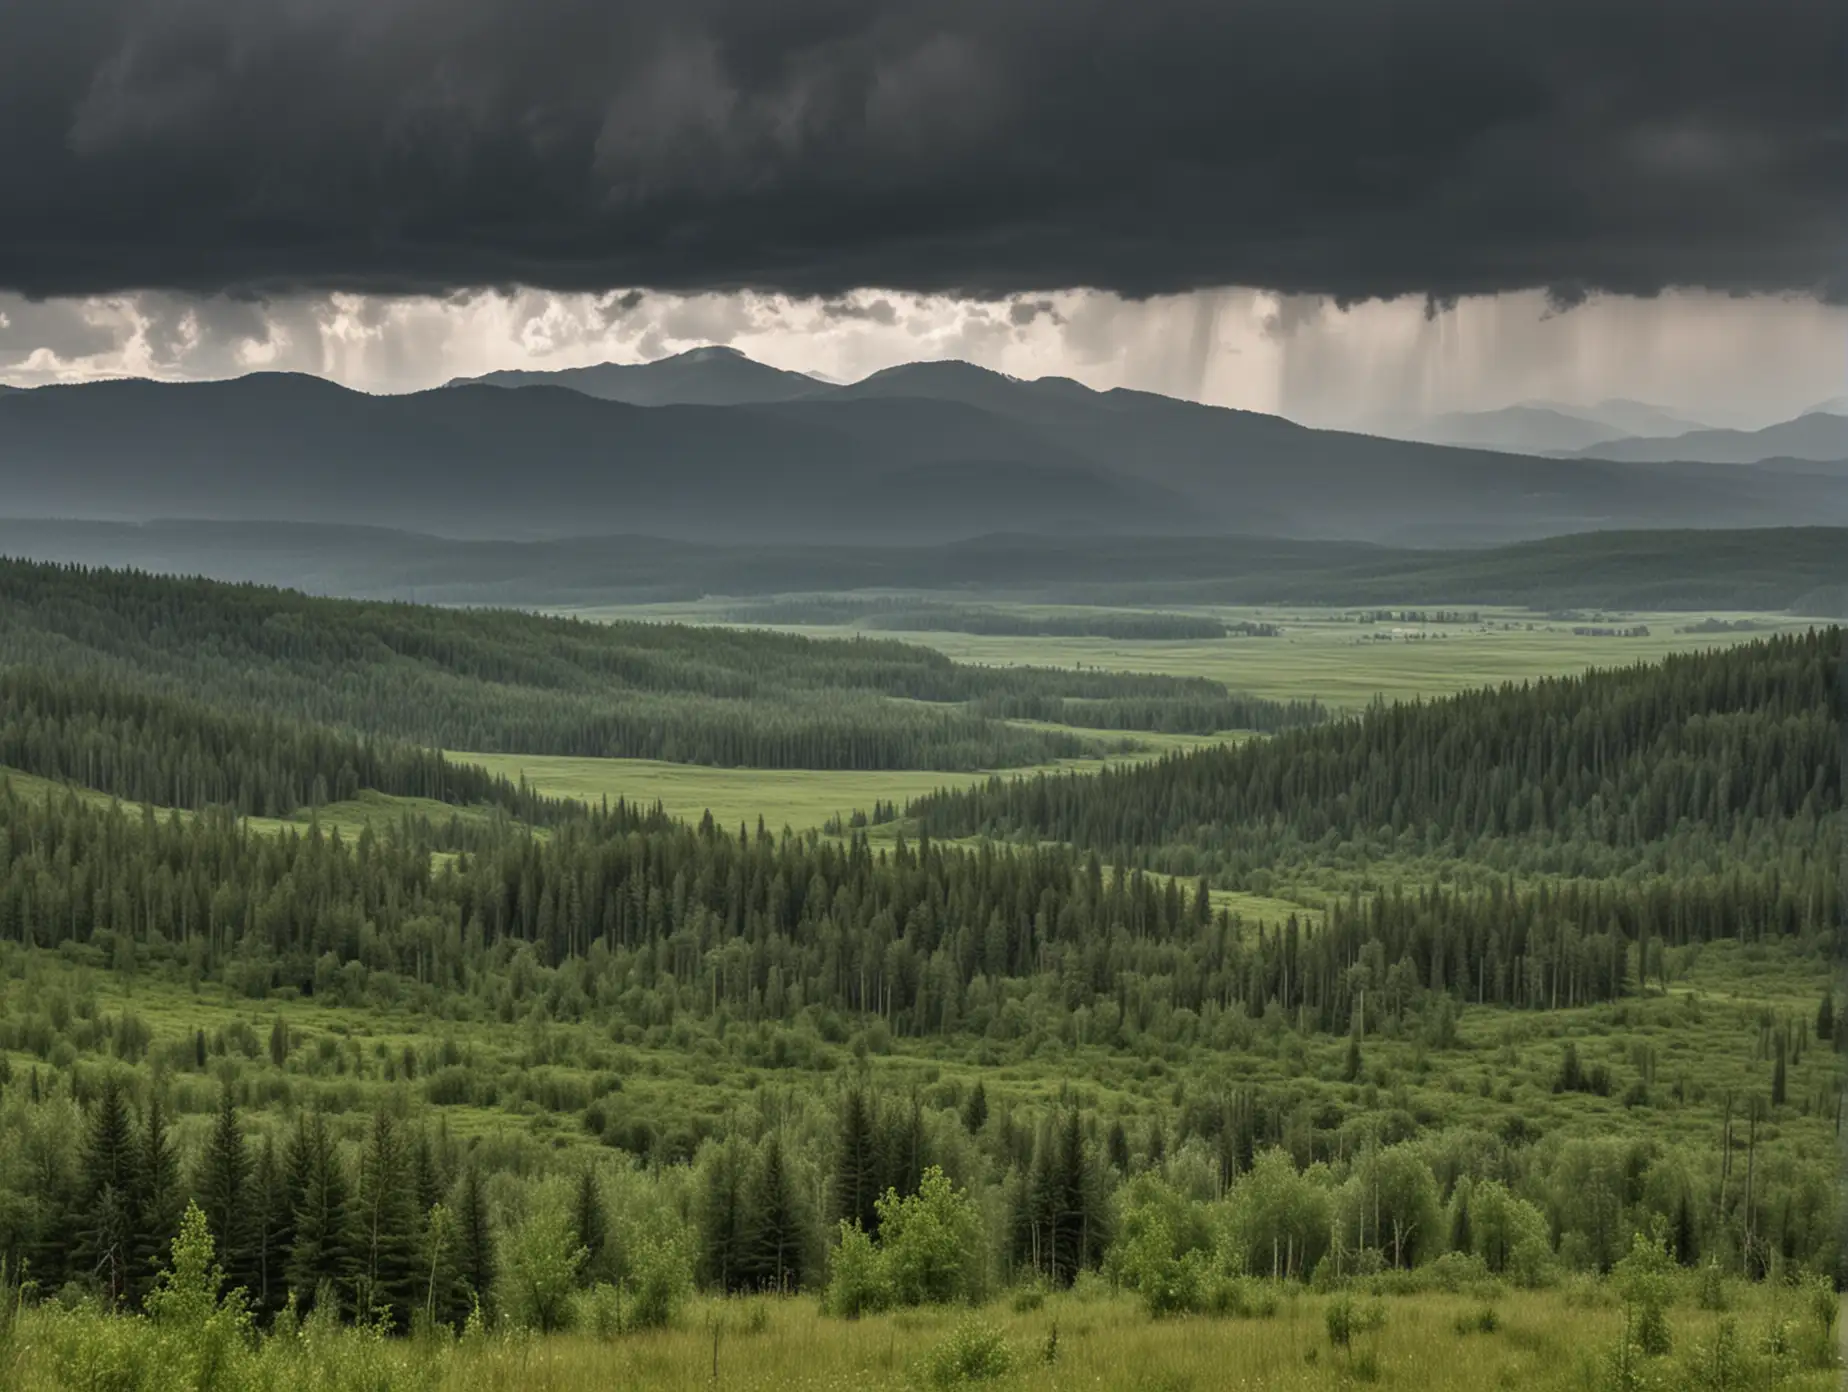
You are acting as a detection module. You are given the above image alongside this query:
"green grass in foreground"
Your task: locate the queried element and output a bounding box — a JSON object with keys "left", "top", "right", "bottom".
{"left": 8, "top": 1282, "right": 1837, "bottom": 1392}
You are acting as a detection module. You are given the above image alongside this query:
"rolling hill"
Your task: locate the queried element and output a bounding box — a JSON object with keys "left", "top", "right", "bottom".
{"left": 3, "top": 354, "right": 1846, "bottom": 545}
{"left": 1570, "top": 411, "right": 1848, "bottom": 464}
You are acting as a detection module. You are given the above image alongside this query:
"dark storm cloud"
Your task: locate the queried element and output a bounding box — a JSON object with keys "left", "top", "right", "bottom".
{"left": 2, "top": 0, "right": 1842, "bottom": 302}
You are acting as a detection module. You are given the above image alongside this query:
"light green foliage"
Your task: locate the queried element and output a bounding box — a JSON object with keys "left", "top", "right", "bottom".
{"left": 1104, "top": 1176, "right": 1213, "bottom": 1317}
{"left": 1612, "top": 1229, "right": 1677, "bottom": 1358}
{"left": 500, "top": 1192, "right": 585, "bottom": 1334}
{"left": 824, "top": 1222, "right": 890, "bottom": 1319}
{"left": 873, "top": 1167, "right": 985, "bottom": 1308}
{"left": 623, "top": 1231, "right": 693, "bottom": 1331}
{"left": 1225, "top": 1149, "right": 1331, "bottom": 1281}
{"left": 921, "top": 1317, "right": 1018, "bottom": 1387}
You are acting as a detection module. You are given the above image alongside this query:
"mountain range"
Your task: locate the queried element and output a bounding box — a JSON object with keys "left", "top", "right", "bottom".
{"left": 1387, "top": 399, "right": 1710, "bottom": 454}
{"left": 1, "top": 347, "right": 1843, "bottom": 546}
{"left": 1565, "top": 411, "right": 1848, "bottom": 465}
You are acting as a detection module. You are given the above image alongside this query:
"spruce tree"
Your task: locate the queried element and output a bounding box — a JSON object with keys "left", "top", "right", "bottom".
{"left": 286, "top": 1113, "right": 355, "bottom": 1317}
{"left": 697, "top": 1138, "right": 750, "bottom": 1292}
{"left": 833, "top": 1088, "right": 881, "bottom": 1236}
{"left": 195, "top": 1087, "right": 254, "bottom": 1298}
{"left": 961, "top": 1081, "right": 988, "bottom": 1135}
{"left": 251, "top": 1135, "right": 290, "bottom": 1321}
{"left": 133, "top": 1094, "right": 184, "bottom": 1307}
{"left": 746, "top": 1135, "right": 807, "bottom": 1293}
{"left": 77, "top": 1075, "right": 140, "bottom": 1307}
{"left": 354, "top": 1110, "right": 422, "bottom": 1329}
{"left": 571, "top": 1165, "right": 608, "bottom": 1286}
{"left": 452, "top": 1163, "right": 496, "bottom": 1323}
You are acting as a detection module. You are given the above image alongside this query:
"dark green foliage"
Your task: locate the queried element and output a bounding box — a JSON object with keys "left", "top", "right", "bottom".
{"left": 0, "top": 560, "right": 1313, "bottom": 770}
{"left": 834, "top": 1089, "right": 883, "bottom": 1237}
{"left": 450, "top": 1165, "right": 495, "bottom": 1323}
{"left": 914, "top": 630, "right": 1841, "bottom": 871}
{"left": 1014, "top": 1111, "right": 1109, "bottom": 1287}
{"left": 250, "top": 1137, "right": 290, "bottom": 1321}
{"left": 353, "top": 1111, "right": 422, "bottom": 1329}
{"left": 132, "top": 1095, "right": 183, "bottom": 1306}
{"left": 571, "top": 1166, "right": 607, "bottom": 1285}
{"left": 285, "top": 1114, "right": 356, "bottom": 1317}
{"left": 745, "top": 1136, "right": 809, "bottom": 1294}
{"left": 194, "top": 1089, "right": 255, "bottom": 1300}
{"left": 962, "top": 1082, "right": 988, "bottom": 1136}
{"left": 77, "top": 1075, "right": 140, "bottom": 1307}
{"left": 0, "top": 666, "right": 562, "bottom": 825}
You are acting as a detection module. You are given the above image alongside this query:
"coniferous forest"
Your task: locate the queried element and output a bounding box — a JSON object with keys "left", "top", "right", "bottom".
{"left": 0, "top": 563, "right": 1840, "bottom": 1391}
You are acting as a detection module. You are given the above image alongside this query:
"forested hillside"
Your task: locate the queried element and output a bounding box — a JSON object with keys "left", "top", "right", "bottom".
{"left": 0, "top": 561, "right": 1318, "bottom": 771}
{"left": 0, "top": 592, "right": 1837, "bottom": 1382}
{"left": 913, "top": 629, "right": 1841, "bottom": 878}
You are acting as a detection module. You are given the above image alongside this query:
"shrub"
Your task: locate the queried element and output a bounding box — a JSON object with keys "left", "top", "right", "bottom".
{"left": 825, "top": 1222, "right": 891, "bottom": 1319}
{"left": 501, "top": 1198, "right": 585, "bottom": 1333}
{"left": 922, "top": 1318, "right": 1017, "bottom": 1388}
{"left": 625, "top": 1232, "right": 693, "bottom": 1331}
{"left": 877, "top": 1167, "right": 985, "bottom": 1307}
{"left": 1612, "top": 1230, "right": 1675, "bottom": 1358}
{"left": 1453, "top": 1305, "right": 1499, "bottom": 1335}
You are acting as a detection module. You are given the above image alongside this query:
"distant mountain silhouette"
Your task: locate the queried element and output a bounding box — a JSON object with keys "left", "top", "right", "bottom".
{"left": 1394, "top": 405, "right": 1630, "bottom": 454}
{"left": 445, "top": 344, "right": 823, "bottom": 406}
{"left": 1570, "top": 411, "right": 1848, "bottom": 464}
{"left": 3, "top": 355, "right": 1845, "bottom": 545}
{"left": 1559, "top": 398, "right": 1710, "bottom": 438}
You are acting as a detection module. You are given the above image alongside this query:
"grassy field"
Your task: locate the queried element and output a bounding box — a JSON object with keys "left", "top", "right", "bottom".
{"left": 560, "top": 601, "right": 1811, "bottom": 709}
{"left": 453, "top": 730, "right": 1242, "bottom": 834}
{"left": 10, "top": 1281, "right": 1839, "bottom": 1392}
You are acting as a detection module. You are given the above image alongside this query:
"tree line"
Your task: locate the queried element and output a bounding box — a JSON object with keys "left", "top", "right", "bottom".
{"left": 0, "top": 560, "right": 1318, "bottom": 768}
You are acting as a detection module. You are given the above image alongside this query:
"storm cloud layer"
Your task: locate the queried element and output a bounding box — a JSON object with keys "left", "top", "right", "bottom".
{"left": 4, "top": 0, "right": 1842, "bottom": 303}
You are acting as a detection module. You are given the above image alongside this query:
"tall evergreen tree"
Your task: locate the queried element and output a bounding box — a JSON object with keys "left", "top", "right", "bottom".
{"left": 451, "top": 1164, "right": 495, "bottom": 1323}
{"left": 250, "top": 1135, "right": 290, "bottom": 1321}
{"left": 76, "top": 1075, "right": 139, "bottom": 1307}
{"left": 962, "top": 1081, "right": 988, "bottom": 1135}
{"left": 194, "top": 1087, "right": 254, "bottom": 1298}
{"left": 746, "top": 1135, "right": 807, "bottom": 1293}
{"left": 286, "top": 1113, "right": 355, "bottom": 1317}
{"left": 833, "top": 1088, "right": 881, "bottom": 1236}
{"left": 571, "top": 1165, "right": 608, "bottom": 1286}
{"left": 353, "top": 1111, "right": 422, "bottom": 1329}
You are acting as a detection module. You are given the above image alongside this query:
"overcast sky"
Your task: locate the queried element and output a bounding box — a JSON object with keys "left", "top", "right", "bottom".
{"left": 2, "top": 0, "right": 1842, "bottom": 427}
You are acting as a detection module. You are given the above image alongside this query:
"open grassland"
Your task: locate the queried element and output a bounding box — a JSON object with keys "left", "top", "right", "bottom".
{"left": 453, "top": 730, "right": 1243, "bottom": 835}
{"left": 562, "top": 601, "right": 1811, "bottom": 709}
{"left": 8, "top": 1280, "right": 1839, "bottom": 1392}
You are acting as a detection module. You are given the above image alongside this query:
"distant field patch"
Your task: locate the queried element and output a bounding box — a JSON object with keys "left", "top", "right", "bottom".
{"left": 566, "top": 601, "right": 1815, "bottom": 708}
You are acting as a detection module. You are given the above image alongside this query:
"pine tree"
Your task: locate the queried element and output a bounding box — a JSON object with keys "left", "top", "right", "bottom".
{"left": 195, "top": 1087, "right": 254, "bottom": 1298}
{"left": 133, "top": 1095, "right": 185, "bottom": 1310}
{"left": 77, "top": 1074, "right": 140, "bottom": 1307}
{"left": 1817, "top": 990, "right": 1835, "bottom": 1048}
{"left": 962, "top": 1081, "right": 989, "bottom": 1135}
{"left": 354, "top": 1110, "right": 422, "bottom": 1329}
{"left": 452, "top": 1163, "right": 495, "bottom": 1323}
{"left": 1105, "top": 1120, "right": 1130, "bottom": 1175}
{"left": 833, "top": 1088, "right": 881, "bottom": 1236}
{"left": 698, "top": 1138, "right": 750, "bottom": 1292}
{"left": 286, "top": 1113, "right": 355, "bottom": 1317}
{"left": 250, "top": 1135, "right": 290, "bottom": 1321}
{"left": 746, "top": 1135, "right": 807, "bottom": 1293}
{"left": 571, "top": 1165, "right": 608, "bottom": 1286}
